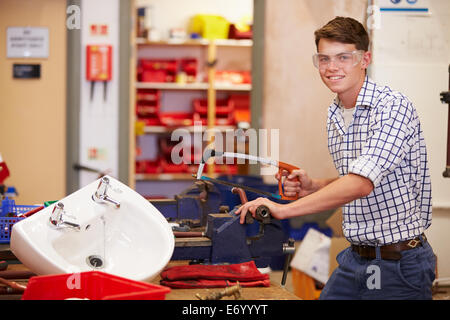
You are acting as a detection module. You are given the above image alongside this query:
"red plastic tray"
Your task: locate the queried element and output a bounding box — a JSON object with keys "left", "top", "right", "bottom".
{"left": 159, "top": 112, "right": 194, "bottom": 127}
{"left": 22, "top": 271, "right": 170, "bottom": 300}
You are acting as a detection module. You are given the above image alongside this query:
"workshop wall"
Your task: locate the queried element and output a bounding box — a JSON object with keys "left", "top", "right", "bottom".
{"left": 0, "top": 0, "right": 67, "bottom": 204}
{"left": 78, "top": 0, "right": 121, "bottom": 188}
{"left": 371, "top": 0, "right": 450, "bottom": 208}
{"left": 371, "top": 0, "right": 450, "bottom": 278}
{"left": 262, "top": 0, "right": 367, "bottom": 183}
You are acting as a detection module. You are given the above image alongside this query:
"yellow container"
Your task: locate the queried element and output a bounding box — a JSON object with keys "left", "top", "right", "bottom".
{"left": 189, "top": 14, "right": 230, "bottom": 40}
{"left": 291, "top": 268, "right": 323, "bottom": 300}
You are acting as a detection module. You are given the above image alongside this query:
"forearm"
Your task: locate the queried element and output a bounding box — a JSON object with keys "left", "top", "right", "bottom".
{"left": 310, "top": 177, "right": 339, "bottom": 193}
{"left": 281, "top": 174, "right": 373, "bottom": 218}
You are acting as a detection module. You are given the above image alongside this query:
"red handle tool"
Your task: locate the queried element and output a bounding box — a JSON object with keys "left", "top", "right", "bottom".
{"left": 277, "top": 161, "right": 300, "bottom": 201}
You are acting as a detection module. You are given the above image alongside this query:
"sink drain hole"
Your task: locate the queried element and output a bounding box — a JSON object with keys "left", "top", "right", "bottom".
{"left": 86, "top": 255, "right": 104, "bottom": 269}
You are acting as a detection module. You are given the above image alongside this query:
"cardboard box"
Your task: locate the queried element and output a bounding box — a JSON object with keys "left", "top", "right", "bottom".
{"left": 325, "top": 208, "right": 350, "bottom": 276}
{"left": 328, "top": 237, "right": 350, "bottom": 277}
{"left": 325, "top": 207, "right": 344, "bottom": 237}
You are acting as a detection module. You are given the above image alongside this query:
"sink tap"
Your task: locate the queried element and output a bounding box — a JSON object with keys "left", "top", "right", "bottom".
{"left": 92, "top": 176, "right": 121, "bottom": 208}
{"left": 49, "top": 202, "right": 81, "bottom": 231}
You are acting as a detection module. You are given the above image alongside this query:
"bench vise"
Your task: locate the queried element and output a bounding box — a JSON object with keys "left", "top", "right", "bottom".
{"left": 149, "top": 180, "right": 295, "bottom": 274}
{"left": 150, "top": 180, "right": 222, "bottom": 226}
{"left": 170, "top": 205, "right": 294, "bottom": 269}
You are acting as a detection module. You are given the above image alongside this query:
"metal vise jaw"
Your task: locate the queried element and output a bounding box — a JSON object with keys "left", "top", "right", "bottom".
{"left": 204, "top": 208, "right": 287, "bottom": 267}
{"left": 150, "top": 180, "right": 222, "bottom": 226}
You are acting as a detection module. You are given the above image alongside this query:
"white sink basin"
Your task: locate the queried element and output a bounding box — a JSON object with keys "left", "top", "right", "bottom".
{"left": 10, "top": 176, "right": 174, "bottom": 282}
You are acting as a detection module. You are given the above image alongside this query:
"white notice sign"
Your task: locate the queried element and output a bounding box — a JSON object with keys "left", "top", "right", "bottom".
{"left": 7, "top": 27, "right": 49, "bottom": 58}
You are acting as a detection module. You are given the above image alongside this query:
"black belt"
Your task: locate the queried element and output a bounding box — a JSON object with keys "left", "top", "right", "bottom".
{"left": 351, "top": 234, "right": 427, "bottom": 261}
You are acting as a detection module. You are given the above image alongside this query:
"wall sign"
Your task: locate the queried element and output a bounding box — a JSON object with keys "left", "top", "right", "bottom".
{"left": 13, "top": 64, "right": 41, "bottom": 79}
{"left": 379, "top": 0, "right": 430, "bottom": 14}
{"left": 7, "top": 27, "right": 49, "bottom": 58}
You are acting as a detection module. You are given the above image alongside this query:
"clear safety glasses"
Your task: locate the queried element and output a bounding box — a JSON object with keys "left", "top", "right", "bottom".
{"left": 312, "top": 50, "right": 365, "bottom": 70}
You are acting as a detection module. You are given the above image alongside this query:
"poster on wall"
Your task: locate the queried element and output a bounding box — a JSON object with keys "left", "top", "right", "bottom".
{"left": 378, "top": 0, "right": 431, "bottom": 15}
{"left": 6, "top": 27, "right": 49, "bottom": 58}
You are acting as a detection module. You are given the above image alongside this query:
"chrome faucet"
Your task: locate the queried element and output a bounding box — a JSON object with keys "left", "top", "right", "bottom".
{"left": 92, "top": 176, "right": 121, "bottom": 208}
{"left": 49, "top": 202, "right": 81, "bottom": 231}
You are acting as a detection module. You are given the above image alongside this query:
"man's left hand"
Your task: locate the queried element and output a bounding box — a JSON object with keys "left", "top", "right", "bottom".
{"left": 234, "top": 197, "right": 284, "bottom": 224}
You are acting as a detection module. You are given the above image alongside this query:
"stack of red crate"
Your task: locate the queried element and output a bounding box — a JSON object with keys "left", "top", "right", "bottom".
{"left": 158, "top": 137, "right": 189, "bottom": 173}
{"left": 136, "top": 89, "right": 161, "bottom": 126}
{"left": 228, "top": 94, "right": 250, "bottom": 123}
{"left": 138, "top": 59, "right": 178, "bottom": 82}
{"left": 159, "top": 112, "right": 194, "bottom": 127}
{"left": 192, "top": 98, "right": 235, "bottom": 125}
{"left": 180, "top": 58, "right": 198, "bottom": 82}
{"left": 135, "top": 159, "right": 162, "bottom": 174}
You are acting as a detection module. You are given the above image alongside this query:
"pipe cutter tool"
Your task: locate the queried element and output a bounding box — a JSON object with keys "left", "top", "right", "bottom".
{"left": 195, "top": 149, "right": 301, "bottom": 201}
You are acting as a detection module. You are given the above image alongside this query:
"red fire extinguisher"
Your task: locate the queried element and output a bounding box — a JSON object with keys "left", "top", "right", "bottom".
{"left": 86, "top": 44, "right": 112, "bottom": 101}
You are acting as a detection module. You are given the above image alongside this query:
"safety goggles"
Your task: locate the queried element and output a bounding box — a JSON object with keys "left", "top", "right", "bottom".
{"left": 312, "top": 50, "right": 365, "bottom": 70}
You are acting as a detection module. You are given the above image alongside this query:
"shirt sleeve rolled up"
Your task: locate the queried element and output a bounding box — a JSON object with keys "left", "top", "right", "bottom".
{"left": 348, "top": 98, "right": 414, "bottom": 187}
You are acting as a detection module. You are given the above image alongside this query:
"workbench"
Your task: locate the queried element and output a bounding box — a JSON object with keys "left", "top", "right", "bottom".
{"left": 0, "top": 245, "right": 299, "bottom": 300}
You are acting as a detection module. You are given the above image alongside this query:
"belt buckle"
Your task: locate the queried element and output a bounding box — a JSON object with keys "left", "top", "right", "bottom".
{"left": 407, "top": 239, "right": 420, "bottom": 248}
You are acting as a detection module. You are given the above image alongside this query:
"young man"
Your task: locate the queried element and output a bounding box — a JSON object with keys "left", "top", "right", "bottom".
{"left": 235, "top": 17, "right": 436, "bottom": 299}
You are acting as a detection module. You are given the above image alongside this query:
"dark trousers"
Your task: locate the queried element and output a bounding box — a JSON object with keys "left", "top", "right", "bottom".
{"left": 320, "top": 238, "right": 436, "bottom": 300}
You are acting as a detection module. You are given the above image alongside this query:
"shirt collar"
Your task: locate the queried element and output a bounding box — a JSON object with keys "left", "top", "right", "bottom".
{"left": 330, "top": 76, "right": 376, "bottom": 113}
{"left": 328, "top": 76, "right": 376, "bottom": 136}
{"left": 355, "top": 76, "right": 376, "bottom": 108}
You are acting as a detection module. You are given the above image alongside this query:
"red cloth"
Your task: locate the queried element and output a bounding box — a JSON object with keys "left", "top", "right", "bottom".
{"left": 160, "top": 261, "right": 268, "bottom": 281}
{"left": 160, "top": 261, "right": 270, "bottom": 288}
{"left": 160, "top": 278, "right": 270, "bottom": 289}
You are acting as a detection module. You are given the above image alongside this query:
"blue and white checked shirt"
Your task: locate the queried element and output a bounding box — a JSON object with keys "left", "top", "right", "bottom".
{"left": 327, "top": 76, "right": 432, "bottom": 245}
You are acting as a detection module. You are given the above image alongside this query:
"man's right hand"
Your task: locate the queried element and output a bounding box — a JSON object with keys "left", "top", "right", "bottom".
{"left": 276, "top": 169, "right": 315, "bottom": 198}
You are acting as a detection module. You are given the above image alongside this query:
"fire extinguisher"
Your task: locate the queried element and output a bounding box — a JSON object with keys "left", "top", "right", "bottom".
{"left": 86, "top": 44, "right": 112, "bottom": 101}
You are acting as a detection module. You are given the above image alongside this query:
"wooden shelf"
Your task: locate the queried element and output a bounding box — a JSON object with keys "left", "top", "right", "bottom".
{"left": 136, "top": 38, "right": 253, "bottom": 47}
{"left": 135, "top": 82, "right": 251, "bottom": 91}
{"left": 143, "top": 125, "right": 236, "bottom": 134}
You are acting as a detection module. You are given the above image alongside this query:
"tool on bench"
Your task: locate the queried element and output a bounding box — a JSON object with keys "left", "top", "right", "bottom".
{"left": 198, "top": 175, "right": 283, "bottom": 200}
{"left": 196, "top": 282, "right": 242, "bottom": 300}
{"left": 195, "top": 149, "right": 301, "bottom": 200}
{"left": 150, "top": 180, "right": 222, "bottom": 227}
{"left": 149, "top": 150, "right": 297, "bottom": 284}
{"left": 161, "top": 183, "right": 295, "bottom": 286}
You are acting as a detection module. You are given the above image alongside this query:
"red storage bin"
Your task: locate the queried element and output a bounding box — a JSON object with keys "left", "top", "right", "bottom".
{"left": 192, "top": 98, "right": 235, "bottom": 125}
{"left": 139, "top": 117, "right": 162, "bottom": 126}
{"left": 22, "top": 271, "right": 170, "bottom": 300}
{"left": 139, "top": 59, "right": 178, "bottom": 83}
{"left": 135, "top": 159, "right": 162, "bottom": 174}
{"left": 180, "top": 58, "right": 198, "bottom": 82}
{"left": 229, "top": 94, "right": 250, "bottom": 123}
{"left": 201, "top": 163, "right": 238, "bottom": 175}
{"left": 160, "top": 158, "right": 189, "bottom": 173}
{"left": 214, "top": 70, "right": 251, "bottom": 84}
{"left": 159, "top": 112, "right": 194, "bottom": 127}
{"left": 228, "top": 24, "right": 253, "bottom": 39}
{"left": 136, "top": 89, "right": 161, "bottom": 125}
{"left": 136, "top": 89, "right": 160, "bottom": 103}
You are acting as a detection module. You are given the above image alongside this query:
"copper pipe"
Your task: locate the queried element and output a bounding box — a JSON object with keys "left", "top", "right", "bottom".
{"left": 0, "top": 277, "right": 26, "bottom": 293}
{"left": 18, "top": 205, "right": 44, "bottom": 218}
{"left": 232, "top": 187, "right": 248, "bottom": 204}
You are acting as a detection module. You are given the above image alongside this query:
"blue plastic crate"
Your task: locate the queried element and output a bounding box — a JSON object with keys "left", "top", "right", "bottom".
{"left": 0, "top": 198, "right": 40, "bottom": 244}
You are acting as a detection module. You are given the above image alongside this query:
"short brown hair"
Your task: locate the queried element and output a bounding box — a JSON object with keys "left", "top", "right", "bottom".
{"left": 314, "top": 17, "right": 369, "bottom": 51}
